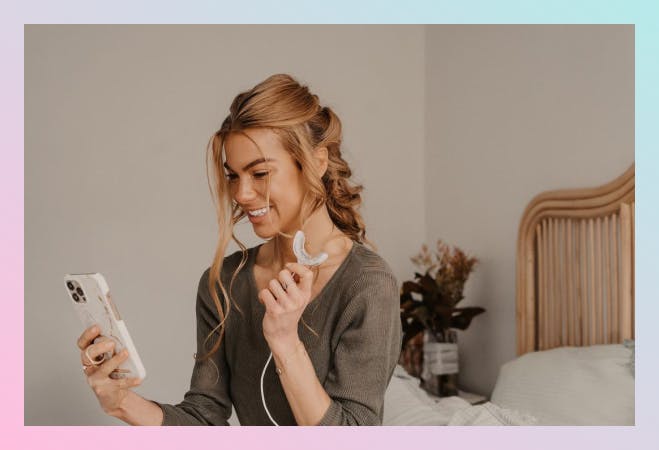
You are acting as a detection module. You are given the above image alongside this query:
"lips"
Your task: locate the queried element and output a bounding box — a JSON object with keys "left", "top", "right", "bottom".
{"left": 245, "top": 205, "right": 274, "bottom": 224}
{"left": 245, "top": 205, "right": 272, "bottom": 216}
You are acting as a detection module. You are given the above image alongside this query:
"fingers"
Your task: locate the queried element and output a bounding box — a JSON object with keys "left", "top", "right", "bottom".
{"left": 257, "top": 263, "right": 313, "bottom": 314}
{"left": 268, "top": 277, "right": 288, "bottom": 300}
{"left": 277, "top": 269, "right": 296, "bottom": 293}
{"left": 81, "top": 339, "right": 115, "bottom": 366}
{"left": 258, "top": 288, "right": 283, "bottom": 314}
{"left": 85, "top": 352, "right": 140, "bottom": 385}
{"left": 116, "top": 376, "right": 142, "bottom": 390}
{"left": 77, "top": 324, "right": 101, "bottom": 350}
{"left": 284, "top": 262, "right": 313, "bottom": 293}
{"left": 87, "top": 371, "right": 141, "bottom": 409}
{"left": 93, "top": 335, "right": 113, "bottom": 346}
{"left": 98, "top": 348, "right": 130, "bottom": 378}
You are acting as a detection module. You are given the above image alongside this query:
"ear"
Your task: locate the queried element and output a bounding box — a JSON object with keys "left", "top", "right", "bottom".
{"left": 313, "top": 146, "right": 329, "bottom": 178}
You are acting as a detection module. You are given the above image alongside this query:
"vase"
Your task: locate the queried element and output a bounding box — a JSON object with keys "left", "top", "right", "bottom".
{"left": 420, "top": 328, "right": 459, "bottom": 397}
{"left": 398, "top": 331, "right": 424, "bottom": 378}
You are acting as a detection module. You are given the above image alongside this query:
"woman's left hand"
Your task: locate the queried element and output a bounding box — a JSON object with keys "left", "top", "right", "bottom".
{"left": 258, "top": 262, "right": 314, "bottom": 354}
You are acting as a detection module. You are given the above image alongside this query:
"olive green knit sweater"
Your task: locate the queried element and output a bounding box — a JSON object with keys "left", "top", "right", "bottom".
{"left": 154, "top": 240, "right": 402, "bottom": 426}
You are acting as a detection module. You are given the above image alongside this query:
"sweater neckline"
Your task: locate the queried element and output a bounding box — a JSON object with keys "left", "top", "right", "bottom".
{"left": 247, "top": 239, "right": 360, "bottom": 305}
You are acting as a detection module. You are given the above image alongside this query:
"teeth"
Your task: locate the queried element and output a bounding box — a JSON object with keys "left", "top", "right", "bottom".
{"left": 248, "top": 206, "right": 269, "bottom": 216}
{"left": 293, "top": 230, "right": 328, "bottom": 266}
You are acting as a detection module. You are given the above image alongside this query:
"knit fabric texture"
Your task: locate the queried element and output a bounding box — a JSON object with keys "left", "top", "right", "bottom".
{"left": 153, "top": 240, "right": 402, "bottom": 425}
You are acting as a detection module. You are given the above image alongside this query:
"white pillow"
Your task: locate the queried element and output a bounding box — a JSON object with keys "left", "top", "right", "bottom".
{"left": 491, "top": 344, "right": 634, "bottom": 425}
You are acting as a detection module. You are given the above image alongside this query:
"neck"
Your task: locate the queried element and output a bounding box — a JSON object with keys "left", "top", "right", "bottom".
{"left": 261, "top": 206, "right": 347, "bottom": 271}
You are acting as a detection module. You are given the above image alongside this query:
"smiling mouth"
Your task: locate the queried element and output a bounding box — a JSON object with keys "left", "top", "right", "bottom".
{"left": 245, "top": 205, "right": 273, "bottom": 217}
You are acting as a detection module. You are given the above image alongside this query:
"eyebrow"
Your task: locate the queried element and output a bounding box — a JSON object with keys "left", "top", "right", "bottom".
{"left": 223, "top": 157, "right": 277, "bottom": 173}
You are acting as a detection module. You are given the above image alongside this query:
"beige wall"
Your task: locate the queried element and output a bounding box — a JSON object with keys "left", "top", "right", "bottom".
{"left": 25, "top": 25, "right": 426, "bottom": 425}
{"left": 425, "top": 25, "right": 634, "bottom": 395}
{"left": 25, "top": 24, "right": 633, "bottom": 425}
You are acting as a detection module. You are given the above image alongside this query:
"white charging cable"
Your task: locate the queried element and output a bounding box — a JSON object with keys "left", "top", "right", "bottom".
{"left": 259, "top": 230, "right": 328, "bottom": 426}
{"left": 260, "top": 352, "right": 280, "bottom": 425}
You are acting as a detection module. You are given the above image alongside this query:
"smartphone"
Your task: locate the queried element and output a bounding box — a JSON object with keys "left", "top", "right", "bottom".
{"left": 64, "top": 272, "right": 146, "bottom": 380}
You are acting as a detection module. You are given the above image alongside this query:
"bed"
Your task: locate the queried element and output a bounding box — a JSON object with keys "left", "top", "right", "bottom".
{"left": 384, "top": 164, "right": 635, "bottom": 426}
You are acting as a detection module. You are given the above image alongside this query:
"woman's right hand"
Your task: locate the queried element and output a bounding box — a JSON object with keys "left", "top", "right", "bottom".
{"left": 77, "top": 324, "right": 143, "bottom": 418}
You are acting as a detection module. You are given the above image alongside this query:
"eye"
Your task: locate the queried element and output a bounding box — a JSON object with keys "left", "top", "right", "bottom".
{"left": 224, "top": 171, "right": 269, "bottom": 183}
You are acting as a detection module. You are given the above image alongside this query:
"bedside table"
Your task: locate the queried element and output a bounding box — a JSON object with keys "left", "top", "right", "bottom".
{"left": 456, "top": 390, "right": 488, "bottom": 405}
{"left": 424, "top": 389, "right": 488, "bottom": 406}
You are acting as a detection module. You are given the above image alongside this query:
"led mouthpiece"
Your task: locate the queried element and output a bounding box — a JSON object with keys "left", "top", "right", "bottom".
{"left": 293, "top": 230, "right": 328, "bottom": 266}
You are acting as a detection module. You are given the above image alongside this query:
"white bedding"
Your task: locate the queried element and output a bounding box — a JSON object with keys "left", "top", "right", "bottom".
{"left": 384, "top": 365, "right": 536, "bottom": 426}
{"left": 446, "top": 402, "right": 537, "bottom": 425}
{"left": 385, "top": 342, "right": 634, "bottom": 426}
{"left": 383, "top": 365, "right": 472, "bottom": 425}
{"left": 490, "top": 343, "right": 635, "bottom": 425}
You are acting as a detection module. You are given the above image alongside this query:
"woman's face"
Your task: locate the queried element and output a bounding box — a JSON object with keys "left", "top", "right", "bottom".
{"left": 223, "top": 128, "right": 306, "bottom": 239}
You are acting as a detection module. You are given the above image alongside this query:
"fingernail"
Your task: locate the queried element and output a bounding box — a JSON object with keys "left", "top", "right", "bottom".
{"left": 122, "top": 349, "right": 129, "bottom": 356}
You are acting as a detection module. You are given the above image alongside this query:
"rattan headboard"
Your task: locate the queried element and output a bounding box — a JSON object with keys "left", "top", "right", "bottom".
{"left": 516, "top": 165, "right": 635, "bottom": 355}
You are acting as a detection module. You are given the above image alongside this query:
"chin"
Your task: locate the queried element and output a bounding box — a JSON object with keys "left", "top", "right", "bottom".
{"left": 253, "top": 222, "right": 297, "bottom": 240}
{"left": 253, "top": 224, "right": 279, "bottom": 240}
{"left": 253, "top": 229, "right": 273, "bottom": 239}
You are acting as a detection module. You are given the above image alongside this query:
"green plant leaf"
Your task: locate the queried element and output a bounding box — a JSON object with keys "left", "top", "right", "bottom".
{"left": 400, "top": 291, "right": 413, "bottom": 306}
{"left": 401, "top": 281, "right": 423, "bottom": 295}
{"left": 450, "top": 307, "right": 486, "bottom": 330}
{"left": 431, "top": 304, "right": 453, "bottom": 331}
{"left": 417, "top": 272, "right": 438, "bottom": 296}
{"left": 401, "top": 322, "right": 424, "bottom": 348}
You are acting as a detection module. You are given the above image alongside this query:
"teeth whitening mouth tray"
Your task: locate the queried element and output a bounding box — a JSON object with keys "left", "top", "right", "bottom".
{"left": 260, "top": 230, "right": 328, "bottom": 425}
{"left": 291, "top": 230, "right": 329, "bottom": 266}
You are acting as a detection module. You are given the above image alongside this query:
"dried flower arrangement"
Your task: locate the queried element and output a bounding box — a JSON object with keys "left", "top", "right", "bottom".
{"left": 399, "top": 240, "right": 485, "bottom": 380}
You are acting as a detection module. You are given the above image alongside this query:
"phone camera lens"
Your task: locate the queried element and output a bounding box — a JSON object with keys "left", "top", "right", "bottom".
{"left": 76, "top": 287, "right": 84, "bottom": 296}
{"left": 67, "top": 281, "right": 74, "bottom": 290}
{"left": 72, "top": 293, "right": 80, "bottom": 302}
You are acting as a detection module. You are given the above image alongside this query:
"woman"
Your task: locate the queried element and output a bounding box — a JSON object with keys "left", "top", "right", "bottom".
{"left": 76, "top": 74, "right": 402, "bottom": 426}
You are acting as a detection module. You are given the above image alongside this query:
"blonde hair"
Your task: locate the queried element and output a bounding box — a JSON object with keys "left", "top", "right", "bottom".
{"left": 197, "top": 73, "right": 376, "bottom": 362}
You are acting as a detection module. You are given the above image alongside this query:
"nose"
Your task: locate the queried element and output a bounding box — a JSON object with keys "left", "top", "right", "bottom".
{"left": 233, "top": 177, "right": 258, "bottom": 205}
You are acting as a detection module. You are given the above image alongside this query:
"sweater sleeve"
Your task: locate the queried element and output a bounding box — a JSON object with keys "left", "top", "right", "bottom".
{"left": 152, "top": 268, "right": 233, "bottom": 425}
{"left": 316, "top": 270, "right": 403, "bottom": 426}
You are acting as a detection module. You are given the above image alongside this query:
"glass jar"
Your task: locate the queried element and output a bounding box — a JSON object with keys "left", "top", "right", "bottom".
{"left": 420, "top": 328, "right": 459, "bottom": 397}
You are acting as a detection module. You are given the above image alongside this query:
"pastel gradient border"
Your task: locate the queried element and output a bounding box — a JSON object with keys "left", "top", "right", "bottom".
{"left": 4, "top": 1, "right": 658, "bottom": 449}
